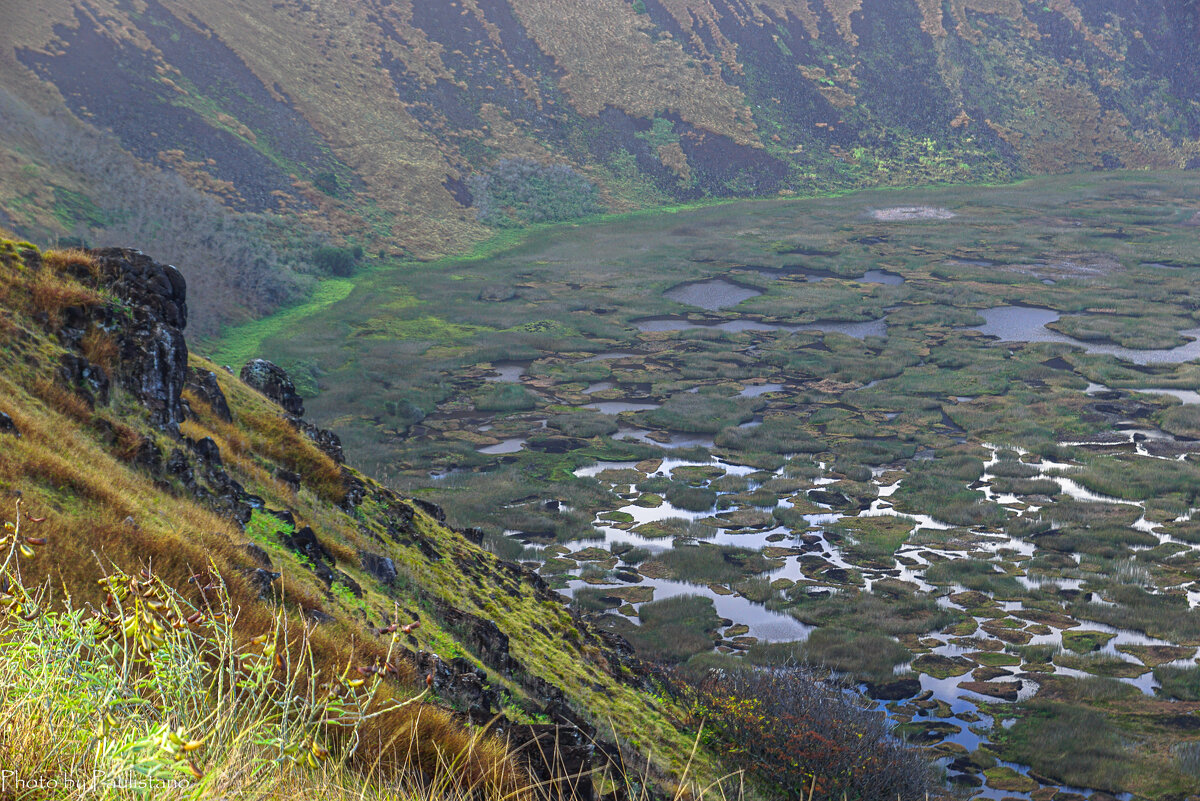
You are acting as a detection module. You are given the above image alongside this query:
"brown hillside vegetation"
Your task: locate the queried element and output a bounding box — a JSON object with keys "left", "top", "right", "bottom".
{"left": 0, "top": 239, "right": 673, "bottom": 797}
{"left": 0, "top": 1, "right": 1197, "bottom": 332}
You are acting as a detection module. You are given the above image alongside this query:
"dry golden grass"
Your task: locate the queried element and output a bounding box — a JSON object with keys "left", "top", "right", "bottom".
{"left": 80, "top": 326, "right": 119, "bottom": 372}
{"left": 0, "top": 538, "right": 532, "bottom": 801}
{"left": 95, "top": 413, "right": 148, "bottom": 463}
{"left": 41, "top": 247, "right": 99, "bottom": 276}
{"left": 239, "top": 407, "right": 347, "bottom": 504}
{"left": 28, "top": 271, "right": 104, "bottom": 327}
{"left": 30, "top": 377, "right": 92, "bottom": 422}
{"left": 0, "top": 393, "right": 526, "bottom": 795}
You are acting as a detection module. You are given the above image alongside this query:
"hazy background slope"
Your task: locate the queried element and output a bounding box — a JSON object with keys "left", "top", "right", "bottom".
{"left": 1, "top": 0, "right": 1197, "bottom": 333}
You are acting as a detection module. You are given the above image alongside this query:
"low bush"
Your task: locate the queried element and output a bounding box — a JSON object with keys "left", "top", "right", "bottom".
{"left": 924, "top": 558, "right": 1024, "bottom": 597}
{"left": 994, "top": 701, "right": 1129, "bottom": 792}
{"left": 655, "top": 545, "right": 777, "bottom": 584}
{"left": 469, "top": 159, "right": 600, "bottom": 226}
{"left": 893, "top": 457, "right": 1004, "bottom": 527}
{"left": 714, "top": 418, "right": 826, "bottom": 454}
{"left": 664, "top": 482, "right": 716, "bottom": 511}
{"left": 788, "top": 590, "right": 962, "bottom": 636}
{"left": 312, "top": 245, "right": 362, "bottom": 276}
{"left": 472, "top": 384, "right": 539, "bottom": 413}
{"left": 547, "top": 412, "right": 618, "bottom": 438}
{"left": 672, "top": 665, "right": 935, "bottom": 800}
{"left": 643, "top": 393, "right": 760, "bottom": 434}
{"left": 1070, "top": 585, "right": 1200, "bottom": 643}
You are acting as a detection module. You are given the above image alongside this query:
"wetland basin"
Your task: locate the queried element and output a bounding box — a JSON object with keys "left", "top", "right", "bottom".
{"left": 251, "top": 171, "right": 1200, "bottom": 801}
{"left": 553, "top": 437, "right": 1200, "bottom": 799}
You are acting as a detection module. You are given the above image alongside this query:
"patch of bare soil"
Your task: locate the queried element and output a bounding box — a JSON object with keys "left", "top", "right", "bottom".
{"left": 869, "top": 206, "right": 956, "bottom": 221}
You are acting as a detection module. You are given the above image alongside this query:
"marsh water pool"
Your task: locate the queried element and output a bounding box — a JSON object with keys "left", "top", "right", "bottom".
{"left": 664, "top": 278, "right": 763, "bottom": 310}
{"left": 973, "top": 306, "right": 1200, "bottom": 364}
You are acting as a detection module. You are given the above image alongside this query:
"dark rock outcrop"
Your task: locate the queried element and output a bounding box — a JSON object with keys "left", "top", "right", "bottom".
{"left": 339, "top": 467, "right": 364, "bottom": 506}
{"left": 166, "top": 448, "right": 195, "bottom": 487}
{"left": 0, "top": 412, "right": 18, "bottom": 436}
{"left": 241, "top": 359, "right": 304, "bottom": 416}
{"left": 274, "top": 468, "right": 301, "bottom": 492}
{"left": 243, "top": 544, "right": 273, "bottom": 568}
{"left": 88, "top": 249, "right": 190, "bottom": 430}
{"left": 359, "top": 551, "right": 397, "bottom": 586}
{"left": 186, "top": 367, "right": 232, "bottom": 422}
{"left": 243, "top": 567, "right": 281, "bottom": 599}
{"left": 237, "top": 359, "right": 346, "bottom": 464}
{"left": 504, "top": 724, "right": 595, "bottom": 801}
{"left": 305, "top": 608, "right": 336, "bottom": 625}
{"left": 282, "top": 524, "right": 337, "bottom": 586}
{"left": 334, "top": 570, "right": 363, "bottom": 598}
{"left": 436, "top": 604, "right": 514, "bottom": 675}
{"left": 413, "top": 497, "right": 445, "bottom": 522}
{"left": 865, "top": 676, "right": 921, "bottom": 701}
{"left": 410, "top": 649, "right": 500, "bottom": 725}
{"left": 59, "top": 354, "right": 109, "bottom": 407}
{"left": 286, "top": 525, "right": 335, "bottom": 564}
{"left": 299, "top": 421, "right": 343, "bottom": 463}
{"left": 189, "top": 436, "right": 222, "bottom": 466}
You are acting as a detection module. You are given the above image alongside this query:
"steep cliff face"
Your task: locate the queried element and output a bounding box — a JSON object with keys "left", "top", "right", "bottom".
{"left": 0, "top": 1, "right": 1196, "bottom": 277}
{"left": 0, "top": 238, "right": 708, "bottom": 794}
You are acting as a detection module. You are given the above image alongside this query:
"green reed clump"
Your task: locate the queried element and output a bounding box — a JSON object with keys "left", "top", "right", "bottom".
{"left": 621, "top": 595, "right": 721, "bottom": 664}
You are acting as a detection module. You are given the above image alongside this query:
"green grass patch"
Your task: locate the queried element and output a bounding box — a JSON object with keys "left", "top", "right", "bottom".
{"left": 203, "top": 277, "right": 355, "bottom": 367}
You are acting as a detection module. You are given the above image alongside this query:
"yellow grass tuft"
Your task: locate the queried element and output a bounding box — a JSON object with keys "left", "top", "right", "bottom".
{"left": 42, "top": 247, "right": 100, "bottom": 277}
{"left": 30, "top": 377, "right": 93, "bottom": 423}
{"left": 240, "top": 408, "right": 347, "bottom": 504}
{"left": 80, "top": 326, "right": 119, "bottom": 372}
{"left": 28, "top": 271, "right": 104, "bottom": 326}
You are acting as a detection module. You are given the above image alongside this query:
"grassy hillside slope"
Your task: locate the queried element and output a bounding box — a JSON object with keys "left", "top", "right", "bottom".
{"left": 0, "top": 237, "right": 735, "bottom": 797}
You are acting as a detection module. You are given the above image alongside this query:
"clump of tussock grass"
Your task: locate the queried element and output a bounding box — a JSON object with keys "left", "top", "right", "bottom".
{"left": 599, "top": 595, "right": 723, "bottom": 664}
{"left": 652, "top": 545, "right": 777, "bottom": 584}
{"left": 747, "top": 628, "right": 911, "bottom": 683}
{"left": 995, "top": 701, "right": 1130, "bottom": 792}
{"left": 1154, "top": 665, "right": 1200, "bottom": 701}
